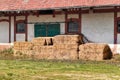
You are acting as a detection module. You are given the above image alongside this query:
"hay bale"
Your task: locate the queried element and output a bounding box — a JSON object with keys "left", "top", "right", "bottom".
{"left": 32, "top": 37, "right": 46, "bottom": 46}
{"left": 79, "top": 43, "right": 113, "bottom": 60}
{"left": 14, "top": 50, "right": 34, "bottom": 57}
{"left": 34, "top": 46, "right": 54, "bottom": 59}
{"left": 32, "top": 46, "right": 41, "bottom": 52}
{"left": 32, "top": 37, "right": 54, "bottom": 46}
{"left": 53, "top": 49, "right": 78, "bottom": 60}
{"left": 54, "top": 35, "right": 83, "bottom": 44}
{"left": 41, "top": 46, "right": 54, "bottom": 54}
{"left": 14, "top": 42, "right": 33, "bottom": 50}
{"left": 54, "top": 44, "right": 78, "bottom": 50}
{"left": 54, "top": 35, "right": 64, "bottom": 44}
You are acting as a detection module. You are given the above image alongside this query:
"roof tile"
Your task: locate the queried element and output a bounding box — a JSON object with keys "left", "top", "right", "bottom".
{"left": 0, "top": 0, "right": 120, "bottom": 11}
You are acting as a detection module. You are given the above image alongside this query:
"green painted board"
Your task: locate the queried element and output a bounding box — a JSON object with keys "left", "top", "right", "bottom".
{"left": 47, "top": 24, "right": 60, "bottom": 37}
{"left": 34, "top": 24, "right": 46, "bottom": 37}
{"left": 34, "top": 23, "right": 60, "bottom": 37}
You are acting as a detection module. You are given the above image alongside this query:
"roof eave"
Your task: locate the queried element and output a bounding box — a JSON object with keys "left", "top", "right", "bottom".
{"left": 0, "top": 4, "right": 120, "bottom": 12}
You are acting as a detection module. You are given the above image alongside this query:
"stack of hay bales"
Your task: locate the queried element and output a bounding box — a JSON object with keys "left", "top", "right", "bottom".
{"left": 79, "top": 43, "right": 113, "bottom": 61}
{"left": 53, "top": 35, "right": 82, "bottom": 60}
{"left": 31, "top": 37, "right": 54, "bottom": 59}
{"left": 35, "top": 46, "right": 54, "bottom": 59}
{"left": 31, "top": 37, "right": 45, "bottom": 52}
{"left": 32, "top": 37, "right": 53, "bottom": 51}
{"left": 13, "top": 35, "right": 113, "bottom": 61}
{"left": 13, "top": 42, "right": 33, "bottom": 56}
{"left": 32, "top": 37, "right": 53, "bottom": 45}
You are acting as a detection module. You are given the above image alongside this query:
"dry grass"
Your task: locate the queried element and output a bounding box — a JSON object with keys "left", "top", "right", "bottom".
{"left": 0, "top": 60, "right": 119, "bottom": 80}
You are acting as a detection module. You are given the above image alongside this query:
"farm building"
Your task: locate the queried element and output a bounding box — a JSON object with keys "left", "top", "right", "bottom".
{"left": 0, "top": 0, "right": 120, "bottom": 53}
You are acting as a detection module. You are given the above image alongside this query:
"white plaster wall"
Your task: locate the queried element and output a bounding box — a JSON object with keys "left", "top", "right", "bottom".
{"left": 68, "top": 14, "right": 78, "bottom": 19}
{"left": 0, "top": 22, "right": 9, "bottom": 43}
{"left": 16, "top": 16, "right": 25, "bottom": 21}
{"left": 117, "top": 12, "right": 120, "bottom": 17}
{"left": 82, "top": 13, "right": 114, "bottom": 44}
{"left": 27, "top": 15, "right": 65, "bottom": 41}
{"left": 28, "top": 15, "right": 65, "bottom": 22}
{"left": 60, "top": 23, "right": 65, "bottom": 34}
{"left": 109, "top": 44, "right": 120, "bottom": 54}
{"left": 28, "top": 24, "right": 34, "bottom": 41}
{"left": 11, "top": 17, "right": 14, "bottom": 42}
{"left": 16, "top": 34, "right": 25, "bottom": 41}
{"left": 0, "top": 17, "right": 8, "bottom": 20}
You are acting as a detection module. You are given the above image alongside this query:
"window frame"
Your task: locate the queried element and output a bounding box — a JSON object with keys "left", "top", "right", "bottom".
{"left": 117, "top": 20, "right": 120, "bottom": 33}
{"left": 16, "top": 20, "right": 26, "bottom": 34}
{"left": 66, "top": 18, "right": 80, "bottom": 34}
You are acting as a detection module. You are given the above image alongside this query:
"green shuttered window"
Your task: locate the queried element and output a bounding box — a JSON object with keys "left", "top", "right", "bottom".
{"left": 34, "top": 23, "right": 60, "bottom": 37}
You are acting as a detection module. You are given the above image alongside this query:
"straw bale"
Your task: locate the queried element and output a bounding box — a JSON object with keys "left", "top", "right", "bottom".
{"left": 14, "top": 50, "right": 34, "bottom": 57}
{"left": 53, "top": 44, "right": 66, "bottom": 49}
{"left": 54, "top": 35, "right": 64, "bottom": 44}
{"left": 54, "top": 35, "right": 82, "bottom": 44}
{"left": 32, "top": 37, "right": 54, "bottom": 46}
{"left": 14, "top": 42, "right": 20, "bottom": 46}
{"left": 53, "top": 49, "right": 78, "bottom": 60}
{"left": 32, "top": 46, "right": 41, "bottom": 52}
{"left": 54, "top": 44, "right": 79, "bottom": 50}
{"left": 79, "top": 43, "right": 113, "bottom": 60}
{"left": 13, "top": 46, "right": 20, "bottom": 50}
{"left": 32, "top": 37, "right": 46, "bottom": 46}
{"left": 65, "top": 44, "right": 79, "bottom": 50}
{"left": 14, "top": 42, "right": 33, "bottom": 50}
{"left": 34, "top": 46, "right": 54, "bottom": 59}
{"left": 41, "top": 46, "right": 54, "bottom": 53}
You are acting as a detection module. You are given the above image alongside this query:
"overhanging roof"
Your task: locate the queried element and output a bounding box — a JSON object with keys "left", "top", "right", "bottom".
{"left": 0, "top": 0, "right": 120, "bottom": 11}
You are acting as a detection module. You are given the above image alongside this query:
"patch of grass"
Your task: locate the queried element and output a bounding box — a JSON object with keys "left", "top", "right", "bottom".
{"left": 0, "top": 60, "right": 119, "bottom": 80}
{"left": 0, "top": 48, "right": 15, "bottom": 60}
{"left": 0, "top": 51, "right": 120, "bottom": 79}
{"left": 0, "top": 48, "right": 13, "bottom": 54}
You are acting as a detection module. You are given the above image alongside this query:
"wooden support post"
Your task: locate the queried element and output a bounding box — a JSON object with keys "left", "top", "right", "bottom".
{"left": 36, "top": 11, "right": 39, "bottom": 17}
{"left": 78, "top": 8, "right": 81, "bottom": 33}
{"left": 9, "top": 16, "right": 11, "bottom": 43}
{"left": 53, "top": 10, "right": 55, "bottom": 17}
{"left": 65, "top": 10, "right": 68, "bottom": 34}
{"left": 25, "top": 15, "right": 28, "bottom": 41}
{"left": 114, "top": 7, "right": 117, "bottom": 44}
{"left": 14, "top": 16, "right": 16, "bottom": 42}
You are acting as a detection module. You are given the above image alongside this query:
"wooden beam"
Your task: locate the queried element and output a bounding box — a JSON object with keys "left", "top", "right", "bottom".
{"left": 2, "top": 9, "right": 89, "bottom": 17}
{"left": 114, "top": 7, "right": 117, "bottom": 44}
{"left": 25, "top": 15, "right": 28, "bottom": 41}
{"left": 78, "top": 8, "right": 81, "bottom": 33}
{"left": 93, "top": 8, "right": 120, "bottom": 13}
{"left": 82, "top": 10, "right": 89, "bottom": 14}
{"left": 53, "top": 10, "right": 55, "bottom": 17}
{"left": 65, "top": 10, "right": 68, "bottom": 34}
{"left": 93, "top": 8, "right": 114, "bottom": 13}
{"left": 0, "top": 19, "right": 9, "bottom": 22}
{"left": 14, "top": 16, "right": 16, "bottom": 42}
{"left": 9, "top": 16, "right": 11, "bottom": 43}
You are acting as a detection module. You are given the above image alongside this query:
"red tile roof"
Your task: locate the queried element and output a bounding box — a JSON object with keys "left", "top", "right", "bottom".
{"left": 0, "top": 0, "right": 120, "bottom": 11}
